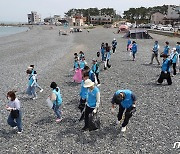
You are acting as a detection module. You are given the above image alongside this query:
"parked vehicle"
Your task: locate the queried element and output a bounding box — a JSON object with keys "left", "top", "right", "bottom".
{"left": 160, "top": 25, "right": 174, "bottom": 31}
{"left": 157, "top": 24, "right": 163, "bottom": 30}
{"left": 151, "top": 25, "right": 157, "bottom": 29}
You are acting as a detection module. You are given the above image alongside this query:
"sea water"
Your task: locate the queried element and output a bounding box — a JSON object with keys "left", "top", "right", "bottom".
{"left": 0, "top": 26, "right": 29, "bottom": 37}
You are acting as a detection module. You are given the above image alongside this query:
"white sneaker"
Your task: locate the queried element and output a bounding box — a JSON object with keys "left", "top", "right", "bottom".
{"left": 116, "top": 120, "right": 120, "bottom": 125}
{"left": 121, "top": 126, "right": 127, "bottom": 132}
{"left": 32, "top": 97, "right": 37, "bottom": 100}
{"left": 97, "top": 84, "right": 101, "bottom": 87}
{"left": 17, "top": 130, "right": 23, "bottom": 134}
{"left": 13, "top": 126, "right": 17, "bottom": 130}
{"left": 40, "top": 89, "right": 43, "bottom": 93}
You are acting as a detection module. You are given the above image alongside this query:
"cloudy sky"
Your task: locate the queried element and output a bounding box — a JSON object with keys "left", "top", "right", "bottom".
{"left": 0, "top": 0, "right": 179, "bottom": 22}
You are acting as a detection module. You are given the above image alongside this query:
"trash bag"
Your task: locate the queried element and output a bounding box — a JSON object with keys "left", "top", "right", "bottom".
{"left": 97, "top": 51, "right": 100, "bottom": 57}
{"left": 46, "top": 97, "right": 53, "bottom": 109}
{"left": 88, "top": 113, "right": 100, "bottom": 131}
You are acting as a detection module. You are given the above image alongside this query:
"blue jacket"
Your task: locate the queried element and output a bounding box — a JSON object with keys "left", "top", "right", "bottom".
{"left": 89, "top": 70, "right": 95, "bottom": 82}
{"left": 170, "top": 52, "right": 178, "bottom": 63}
{"left": 112, "top": 40, "right": 117, "bottom": 47}
{"left": 79, "top": 61, "right": 86, "bottom": 69}
{"left": 127, "top": 39, "right": 131, "bottom": 45}
{"left": 153, "top": 43, "right": 159, "bottom": 53}
{"left": 87, "top": 86, "right": 99, "bottom": 108}
{"left": 132, "top": 44, "right": 137, "bottom": 53}
{"left": 101, "top": 47, "right": 105, "bottom": 54}
{"left": 52, "top": 87, "right": 62, "bottom": 106}
{"left": 74, "top": 61, "right": 79, "bottom": 69}
{"left": 163, "top": 46, "right": 170, "bottom": 55}
{"left": 91, "top": 63, "right": 100, "bottom": 74}
{"left": 113, "top": 90, "right": 135, "bottom": 109}
{"left": 80, "top": 81, "right": 88, "bottom": 99}
{"left": 161, "top": 59, "right": 171, "bottom": 72}
{"left": 28, "top": 74, "right": 36, "bottom": 86}
{"left": 176, "top": 45, "right": 180, "bottom": 54}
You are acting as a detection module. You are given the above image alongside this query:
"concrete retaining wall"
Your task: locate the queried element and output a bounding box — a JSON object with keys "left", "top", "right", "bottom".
{"left": 148, "top": 29, "right": 180, "bottom": 38}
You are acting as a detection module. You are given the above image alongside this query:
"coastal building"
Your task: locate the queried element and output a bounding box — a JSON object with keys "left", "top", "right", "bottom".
{"left": 27, "top": 11, "right": 41, "bottom": 24}
{"left": 44, "top": 15, "right": 61, "bottom": 25}
{"left": 66, "top": 15, "right": 85, "bottom": 26}
{"left": 150, "top": 12, "right": 165, "bottom": 24}
{"left": 90, "top": 15, "right": 112, "bottom": 25}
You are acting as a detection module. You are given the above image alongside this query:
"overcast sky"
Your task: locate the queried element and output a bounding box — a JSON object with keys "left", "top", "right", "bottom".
{"left": 0, "top": 0, "right": 179, "bottom": 22}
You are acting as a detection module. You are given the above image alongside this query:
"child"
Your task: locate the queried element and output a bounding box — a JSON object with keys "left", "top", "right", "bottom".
{"left": 112, "top": 38, "right": 117, "bottom": 53}
{"left": 79, "top": 51, "right": 85, "bottom": 60}
{"left": 26, "top": 69, "right": 37, "bottom": 99}
{"left": 73, "top": 57, "right": 79, "bottom": 70}
{"left": 50, "top": 82, "right": 63, "bottom": 122}
{"left": 79, "top": 56, "right": 87, "bottom": 70}
{"left": 28, "top": 65, "right": 43, "bottom": 93}
{"left": 131, "top": 41, "right": 137, "bottom": 61}
{"left": 127, "top": 38, "right": 131, "bottom": 51}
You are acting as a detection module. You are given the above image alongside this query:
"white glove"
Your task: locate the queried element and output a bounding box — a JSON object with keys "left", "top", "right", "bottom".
{"left": 132, "top": 104, "right": 136, "bottom": 108}
{"left": 111, "top": 108, "right": 115, "bottom": 114}
{"left": 93, "top": 108, "right": 97, "bottom": 114}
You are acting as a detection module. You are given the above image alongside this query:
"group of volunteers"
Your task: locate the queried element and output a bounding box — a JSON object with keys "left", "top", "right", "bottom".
{"left": 5, "top": 38, "right": 179, "bottom": 134}
{"left": 150, "top": 41, "right": 180, "bottom": 85}
{"left": 126, "top": 38, "right": 180, "bottom": 85}
{"left": 71, "top": 38, "right": 137, "bottom": 132}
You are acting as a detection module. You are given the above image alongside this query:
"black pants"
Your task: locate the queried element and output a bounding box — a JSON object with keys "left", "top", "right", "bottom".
{"left": 157, "top": 71, "right": 172, "bottom": 85}
{"left": 107, "top": 59, "right": 111, "bottom": 68}
{"left": 112, "top": 47, "right": 116, "bottom": 53}
{"left": 78, "top": 98, "right": 86, "bottom": 112}
{"left": 117, "top": 104, "right": 133, "bottom": 127}
{"left": 84, "top": 105, "right": 94, "bottom": 128}
{"left": 95, "top": 73, "right": 100, "bottom": 84}
{"left": 172, "top": 63, "right": 176, "bottom": 75}
{"left": 127, "top": 45, "right": 129, "bottom": 51}
{"left": 132, "top": 53, "right": 135, "bottom": 60}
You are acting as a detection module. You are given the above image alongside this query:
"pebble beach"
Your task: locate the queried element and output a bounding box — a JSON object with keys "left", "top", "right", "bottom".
{"left": 0, "top": 25, "right": 179, "bottom": 154}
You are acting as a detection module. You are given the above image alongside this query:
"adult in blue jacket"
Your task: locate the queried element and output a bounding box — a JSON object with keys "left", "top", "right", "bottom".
{"left": 170, "top": 48, "right": 178, "bottom": 76}
{"left": 111, "top": 89, "right": 136, "bottom": 132}
{"left": 157, "top": 54, "right": 172, "bottom": 85}
{"left": 82, "top": 79, "right": 100, "bottom": 131}
{"left": 150, "top": 41, "right": 160, "bottom": 65}
{"left": 83, "top": 66, "right": 95, "bottom": 82}
{"left": 91, "top": 59, "right": 100, "bottom": 85}
{"left": 101, "top": 43, "right": 105, "bottom": 61}
{"left": 176, "top": 42, "right": 180, "bottom": 72}
{"left": 163, "top": 41, "right": 170, "bottom": 55}
{"left": 78, "top": 73, "right": 89, "bottom": 112}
